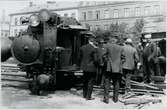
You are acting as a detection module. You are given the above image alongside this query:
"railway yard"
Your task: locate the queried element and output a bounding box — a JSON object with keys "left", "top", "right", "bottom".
{"left": 0, "top": 61, "right": 166, "bottom": 109}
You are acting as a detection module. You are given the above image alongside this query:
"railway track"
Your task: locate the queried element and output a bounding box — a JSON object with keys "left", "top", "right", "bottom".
{"left": 1, "top": 63, "right": 165, "bottom": 96}
{"left": 1, "top": 63, "right": 31, "bottom": 89}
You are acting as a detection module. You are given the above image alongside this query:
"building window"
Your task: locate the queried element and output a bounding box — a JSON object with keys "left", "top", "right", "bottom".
{"left": 82, "top": 12, "right": 86, "bottom": 20}
{"left": 113, "top": 9, "right": 119, "bottom": 18}
{"left": 104, "top": 10, "right": 109, "bottom": 19}
{"left": 71, "top": 13, "right": 76, "bottom": 18}
{"left": 154, "top": 5, "right": 160, "bottom": 15}
{"left": 20, "top": 16, "right": 29, "bottom": 25}
{"left": 135, "top": 7, "right": 141, "bottom": 16}
{"left": 5, "top": 33, "right": 8, "bottom": 37}
{"left": 86, "top": 2, "right": 90, "bottom": 6}
{"left": 64, "top": 13, "right": 68, "bottom": 17}
{"left": 15, "top": 18, "right": 18, "bottom": 25}
{"left": 104, "top": 24, "right": 109, "bottom": 30}
{"left": 20, "top": 29, "right": 23, "bottom": 32}
{"left": 88, "top": 11, "right": 93, "bottom": 20}
{"left": 89, "top": 25, "right": 93, "bottom": 31}
{"left": 144, "top": 6, "right": 151, "bottom": 16}
{"left": 79, "top": 1, "right": 84, "bottom": 6}
{"left": 95, "top": 25, "right": 100, "bottom": 30}
{"left": 14, "top": 29, "right": 17, "bottom": 36}
{"left": 95, "top": 10, "right": 100, "bottom": 20}
{"left": 124, "top": 8, "right": 130, "bottom": 17}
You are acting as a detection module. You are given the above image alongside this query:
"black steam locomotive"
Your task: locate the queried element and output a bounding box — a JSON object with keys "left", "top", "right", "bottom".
{"left": 2, "top": 9, "right": 92, "bottom": 94}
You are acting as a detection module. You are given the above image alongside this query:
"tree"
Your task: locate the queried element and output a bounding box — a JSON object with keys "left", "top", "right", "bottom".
{"left": 92, "top": 19, "right": 144, "bottom": 45}
{"left": 92, "top": 22, "right": 130, "bottom": 43}
{"left": 131, "top": 19, "right": 144, "bottom": 43}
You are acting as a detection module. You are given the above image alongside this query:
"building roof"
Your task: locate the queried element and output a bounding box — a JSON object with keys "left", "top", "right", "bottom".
{"left": 9, "top": 2, "right": 79, "bottom": 16}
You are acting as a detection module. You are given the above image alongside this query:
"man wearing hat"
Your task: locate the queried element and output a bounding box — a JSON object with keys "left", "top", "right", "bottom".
{"left": 78, "top": 35, "right": 98, "bottom": 100}
{"left": 103, "top": 35, "right": 125, "bottom": 103}
{"left": 143, "top": 35, "right": 160, "bottom": 83}
{"left": 123, "top": 38, "right": 139, "bottom": 94}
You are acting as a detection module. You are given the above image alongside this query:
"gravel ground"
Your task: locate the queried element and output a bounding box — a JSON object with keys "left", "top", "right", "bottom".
{"left": 1, "top": 61, "right": 166, "bottom": 109}
{"left": 1, "top": 87, "right": 125, "bottom": 109}
{"left": 1, "top": 86, "right": 167, "bottom": 109}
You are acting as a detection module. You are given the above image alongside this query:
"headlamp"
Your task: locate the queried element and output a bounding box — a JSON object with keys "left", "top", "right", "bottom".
{"left": 29, "top": 14, "right": 40, "bottom": 27}
{"left": 39, "top": 9, "right": 51, "bottom": 21}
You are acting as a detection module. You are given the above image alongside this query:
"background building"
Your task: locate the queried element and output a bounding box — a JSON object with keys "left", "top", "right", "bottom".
{"left": 0, "top": 9, "right": 10, "bottom": 37}
{"left": 9, "top": 1, "right": 166, "bottom": 40}
{"left": 9, "top": 1, "right": 79, "bottom": 36}
{"left": 78, "top": 1, "right": 166, "bottom": 39}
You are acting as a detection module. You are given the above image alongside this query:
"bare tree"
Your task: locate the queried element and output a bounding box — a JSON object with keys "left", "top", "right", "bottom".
{"left": 131, "top": 18, "right": 144, "bottom": 43}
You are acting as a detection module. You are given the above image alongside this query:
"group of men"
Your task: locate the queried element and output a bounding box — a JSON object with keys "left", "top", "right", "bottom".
{"left": 78, "top": 34, "right": 165, "bottom": 104}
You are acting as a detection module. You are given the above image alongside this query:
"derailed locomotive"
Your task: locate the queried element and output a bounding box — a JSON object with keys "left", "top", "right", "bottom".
{"left": 4, "top": 9, "right": 92, "bottom": 94}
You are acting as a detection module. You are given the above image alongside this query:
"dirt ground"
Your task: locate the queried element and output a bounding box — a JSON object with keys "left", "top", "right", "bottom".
{"left": 1, "top": 60, "right": 167, "bottom": 109}
{"left": 1, "top": 86, "right": 167, "bottom": 109}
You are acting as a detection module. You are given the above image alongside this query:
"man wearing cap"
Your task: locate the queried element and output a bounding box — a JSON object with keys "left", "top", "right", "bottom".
{"left": 78, "top": 35, "right": 98, "bottom": 100}
{"left": 103, "top": 35, "right": 125, "bottom": 103}
{"left": 123, "top": 38, "right": 139, "bottom": 94}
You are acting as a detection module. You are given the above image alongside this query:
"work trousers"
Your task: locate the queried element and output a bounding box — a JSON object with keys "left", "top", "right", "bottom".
{"left": 103, "top": 72, "right": 122, "bottom": 103}
{"left": 123, "top": 69, "right": 133, "bottom": 93}
{"left": 143, "top": 57, "right": 161, "bottom": 83}
{"left": 96, "top": 66, "right": 105, "bottom": 85}
{"left": 83, "top": 72, "right": 96, "bottom": 99}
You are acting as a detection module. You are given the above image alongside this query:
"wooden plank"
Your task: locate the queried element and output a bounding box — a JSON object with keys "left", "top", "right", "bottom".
{"left": 1, "top": 64, "right": 19, "bottom": 69}
{"left": 1, "top": 78, "right": 31, "bottom": 83}
{"left": 1, "top": 71, "right": 26, "bottom": 76}
{"left": 152, "top": 76, "right": 165, "bottom": 82}
{"left": 93, "top": 85, "right": 165, "bottom": 95}
{"left": 122, "top": 78, "right": 159, "bottom": 90}
{"left": 123, "top": 98, "right": 161, "bottom": 105}
{"left": 131, "top": 89, "right": 165, "bottom": 94}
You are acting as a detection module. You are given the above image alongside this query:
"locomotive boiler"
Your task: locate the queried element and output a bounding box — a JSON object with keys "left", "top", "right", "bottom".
{"left": 2, "top": 9, "right": 91, "bottom": 94}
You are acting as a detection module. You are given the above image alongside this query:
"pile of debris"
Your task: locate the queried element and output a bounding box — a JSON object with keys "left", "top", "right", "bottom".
{"left": 119, "top": 77, "right": 166, "bottom": 109}
{"left": 92, "top": 76, "right": 166, "bottom": 109}
{"left": 119, "top": 94, "right": 163, "bottom": 109}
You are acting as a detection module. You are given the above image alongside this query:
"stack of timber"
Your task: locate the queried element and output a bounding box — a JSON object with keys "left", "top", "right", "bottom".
{"left": 122, "top": 78, "right": 166, "bottom": 95}
{"left": 1, "top": 63, "right": 31, "bottom": 89}
{"left": 1, "top": 63, "right": 20, "bottom": 72}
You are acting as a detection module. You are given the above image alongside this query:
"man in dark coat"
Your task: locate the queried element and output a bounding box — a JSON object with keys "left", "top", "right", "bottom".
{"left": 158, "top": 39, "right": 166, "bottom": 76}
{"left": 79, "top": 36, "right": 98, "bottom": 100}
{"left": 103, "top": 36, "right": 125, "bottom": 103}
{"left": 123, "top": 38, "right": 139, "bottom": 93}
{"left": 143, "top": 38, "right": 159, "bottom": 83}
{"left": 96, "top": 38, "right": 107, "bottom": 85}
